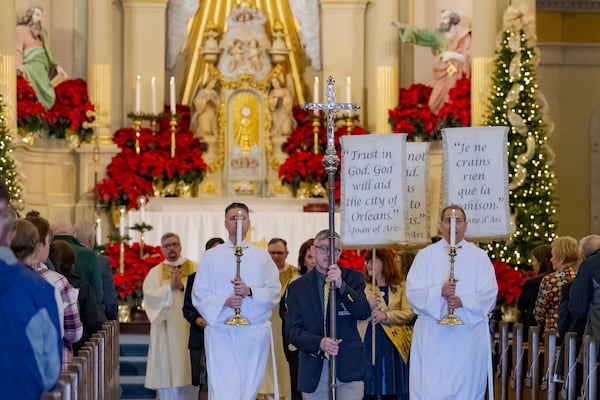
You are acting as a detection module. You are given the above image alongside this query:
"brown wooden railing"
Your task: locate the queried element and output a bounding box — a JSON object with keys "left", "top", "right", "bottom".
{"left": 492, "top": 321, "right": 598, "bottom": 400}
{"left": 41, "top": 320, "right": 120, "bottom": 400}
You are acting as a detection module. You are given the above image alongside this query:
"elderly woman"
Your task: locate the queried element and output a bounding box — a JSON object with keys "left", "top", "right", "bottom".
{"left": 534, "top": 236, "right": 580, "bottom": 332}
{"left": 11, "top": 217, "right": 82, "bottom": 368}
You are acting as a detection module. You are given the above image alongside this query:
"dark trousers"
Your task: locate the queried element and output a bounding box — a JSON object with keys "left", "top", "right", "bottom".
{"left": 287, "top": 349, "right": 302, "bottom": 400}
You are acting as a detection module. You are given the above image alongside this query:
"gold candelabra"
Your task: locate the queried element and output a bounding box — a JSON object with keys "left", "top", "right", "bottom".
{"left": 169, "top": 116, "right": 178, "bottom": 158}
{"left": 133, "top": 117, "right": 142, "bottom": 154}
{"left": 345, "top": 112, "right": 354, "bottom": 134}
{"left": 312, "top": 117, "right": 320, "bottom": 154}
{"left": 438, "top": 245, "right": 463, "bottom": 325}
{"left": 226, "top": 245, "right": 251, "bottom": 325}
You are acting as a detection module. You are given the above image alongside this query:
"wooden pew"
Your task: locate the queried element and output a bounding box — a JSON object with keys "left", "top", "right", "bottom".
{"left": 581, "top": 335, "right": 597, "bottom": 400}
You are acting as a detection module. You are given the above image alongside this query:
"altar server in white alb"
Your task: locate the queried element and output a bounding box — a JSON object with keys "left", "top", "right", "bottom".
{"left": 192, "top": 202, "right": 281, "bottom": 400}
{"left": 143, "top": 232, "right": 198, "bottom": 399}
{"left": 406, "top": 205, "right": 498, "bottom": 400}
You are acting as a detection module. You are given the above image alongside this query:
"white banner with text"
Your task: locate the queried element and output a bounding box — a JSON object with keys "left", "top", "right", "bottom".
{"left": 405, "top": 142, "right": 430, "bottom": 244}
{"left": 442, "top": 126, "right": 511, "bottom": 239}
{"left": 340, "top": 134, "right": 406, "bottom": 247}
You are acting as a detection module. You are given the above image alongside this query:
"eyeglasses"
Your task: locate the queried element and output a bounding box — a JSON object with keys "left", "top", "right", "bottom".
{"left": 313, "top": 245, "right": 342, "bottom": 254}
{"left": 269, "top": 251, "right": 287, "bottom": 256}
{"left": 161, "top": 242, "right": 180, "bottom": 249}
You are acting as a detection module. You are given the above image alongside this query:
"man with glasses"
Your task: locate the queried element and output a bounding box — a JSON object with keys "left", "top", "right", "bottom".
{"left": 259, "top": 238, "right": 298, "bottom": 399}
{"left": 143, "top": 232, "right": 198, "bottom": 399}
{"left": 192, "top": 202, "right": 281, "bottom": 399}
{"left": 285, "top": 229, "right": 370, "bottom": 399}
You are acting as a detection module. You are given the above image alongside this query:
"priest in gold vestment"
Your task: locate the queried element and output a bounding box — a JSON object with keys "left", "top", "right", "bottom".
{"left": 259, "top": 238, "right": 299, "bottom": 399}
{"left": 143, "top": 233, "right": 198, "bottom": 400}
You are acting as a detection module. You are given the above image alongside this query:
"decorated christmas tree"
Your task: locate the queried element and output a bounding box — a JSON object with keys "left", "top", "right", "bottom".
{"left": 0, "top": 95, "right": 24, "bottom": 208}
{"left": 483, "top": 6, "right": 557, "bottom": 268}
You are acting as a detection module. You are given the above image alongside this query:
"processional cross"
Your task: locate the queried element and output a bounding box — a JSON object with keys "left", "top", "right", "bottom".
{"left": 300, "top": 75, "right": 360, "bottom": 400}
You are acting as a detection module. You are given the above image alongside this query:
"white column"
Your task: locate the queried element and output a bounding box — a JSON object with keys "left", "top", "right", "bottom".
{"left": 0, "top": 2, "right": 17, "bottom": 134}
{"left": 88, "top": 0, "right": 115, "bottom": 143}
{"left": 470, "top": 1, "right": 499, "bottom": 126}
{"left": 320, "top": 0, "right": 368, "bottom": 122}
{"left": 122, "top": 0, "right": 168, "bottom": 116}
{"left": 365, "top": 0, "right": 400, "bottom": 133}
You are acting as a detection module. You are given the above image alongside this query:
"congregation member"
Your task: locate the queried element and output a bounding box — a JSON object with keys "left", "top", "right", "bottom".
{"left": 0, "top": 199, "right": 62, "bottom": 399}
{"left": 50, "top": 239, "right": 106, "bottom": 353}
{"left": 183, "top": 237, "right": 224, "bottom": 400}
{"left": 52, "top": 219, "right": 104, "bottom": 304}
{"left": 192, "top": 202, "right": 281, "bottom": 400}
{"left": 285, "top": 230, "right": 370, "bottom": 400}
{"left": 363, "top": 249, "right": 415, "bottom": 400}
{"left": 11, "top": 217, "right": 83, "bottom": 368}
{"left": 566, "top": 234, "right": 600, "bottom": 372}
{"left": 406, "top": 205, "right": 498, "bottom": 400}
{"left": 517, "top": 244, "right": 553, "bottom": 337}
{"left": 533, "top": 236, "right": 579, "bottom": 332}
{"left": 554, "top": 234, "right": 600, "bottom": 382}
{"left": 259, "top": 237, "right": 298, "bottom": 400}
{"left": 74, "top": 220, "right": 119, "bottom": 320}
{"left": 280, "top": 238, "right": 316, "bottom": 400}
{"left": 144, "top": 232, "right": 197, "bottom": 399}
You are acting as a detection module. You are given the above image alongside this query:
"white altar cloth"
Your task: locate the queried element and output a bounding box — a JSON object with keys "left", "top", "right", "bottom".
{"left": 128, "top": 210, "right": 340, "bottom": 266}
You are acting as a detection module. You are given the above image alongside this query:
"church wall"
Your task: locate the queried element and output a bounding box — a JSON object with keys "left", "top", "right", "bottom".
{"left": 537, "top": 43, "right": 600, "bottom": 238}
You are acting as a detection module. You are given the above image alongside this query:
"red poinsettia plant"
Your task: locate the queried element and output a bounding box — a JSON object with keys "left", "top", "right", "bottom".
{"left": 492, "top": 259, "right": 531, "bottom": 306}
{"left": 45, "top": 79, "right": 95, "bottom": 140}
{"left": 104, "top": 241, "right": 164, "bottom": 307}
{"left": 338, "top": 249, "right": 366, "bottom": 272}
{"left": 16, "top": 77, "right": 95, "bottom": 141}
{"left": 96, "top": 105, "right": 207, "bottom": 210}
{"left": 16, "top": 76, "right": 46, "bottom": 133}
{"left": 388, "top": 78, "right": 471, "bottom": 141}
{"left": 278, "top": 106, "right": 369, "bottom": 198}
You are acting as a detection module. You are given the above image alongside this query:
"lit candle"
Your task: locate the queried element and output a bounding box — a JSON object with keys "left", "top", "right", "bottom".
{"left": 135, "top": 75, "right": 141, "bottom": 113}
{"left": 346, "top": 76, "right": 352, "bottom": 103}
{"left": 313, "top": 76, "right": 319, "bottom": 115}
{"left": 236, "top": 210, "right": 243, "bottom": 245}
{"left": 450, "top": 209, "right": 456, "bottom": 247}
{"left": 151, "top": 77, "right": 157, "bottom": 114}
{"left": 170, "top": 76, "right": 176, "bottom": 114}
{"left": 95, "top": 217, "right": 102, "bottom": 246}
{"left": 139, "top": 197, "right": 146, "bottom": 222}
{"left": 119, "top": 207, "right": 126, "bottom": 238}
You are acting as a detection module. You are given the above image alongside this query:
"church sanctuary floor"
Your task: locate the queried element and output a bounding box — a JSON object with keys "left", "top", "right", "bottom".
{"left": 120, "top": 329, "right": 156, "bottom": 400}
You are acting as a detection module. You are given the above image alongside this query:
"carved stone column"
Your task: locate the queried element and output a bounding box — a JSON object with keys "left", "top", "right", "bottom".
{"left": 0, "top": 2, "right": 17, "bottom": 134}
{"left": 320, "top": 0, "right": 368, "bottom": 123}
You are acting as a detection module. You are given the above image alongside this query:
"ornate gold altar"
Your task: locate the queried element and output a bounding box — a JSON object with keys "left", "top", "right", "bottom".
{"left": 181, "top": 0, "right": 307, "bottom": 197}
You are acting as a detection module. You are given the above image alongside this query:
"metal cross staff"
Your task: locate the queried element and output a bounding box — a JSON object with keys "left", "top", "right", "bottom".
{"left": 301, "top": 75, "right": 359, "bottom": 400}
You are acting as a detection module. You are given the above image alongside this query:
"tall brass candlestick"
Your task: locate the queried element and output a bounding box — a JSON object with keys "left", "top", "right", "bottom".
{"left": 133, "top": 118, "right": 142, "bottom": 154}
{"left": 226, "top": 245, "right": 250, "bottom": 325}
{"left": 119, "top": 241, "right": 125, "bottom": 275}
{"left": 169, "top": 117, "right": 177, "bottom": 158}
{"left": 312, "top": 118, "right": 320, "bottom": 154}
{"left": 438, "top": 245, "right": 464, "bottom": 325}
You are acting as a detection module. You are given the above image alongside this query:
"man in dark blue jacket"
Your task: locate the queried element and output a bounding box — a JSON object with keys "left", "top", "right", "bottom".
{"left": 285, "top": 229, "right": 370, "bottom": 399}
